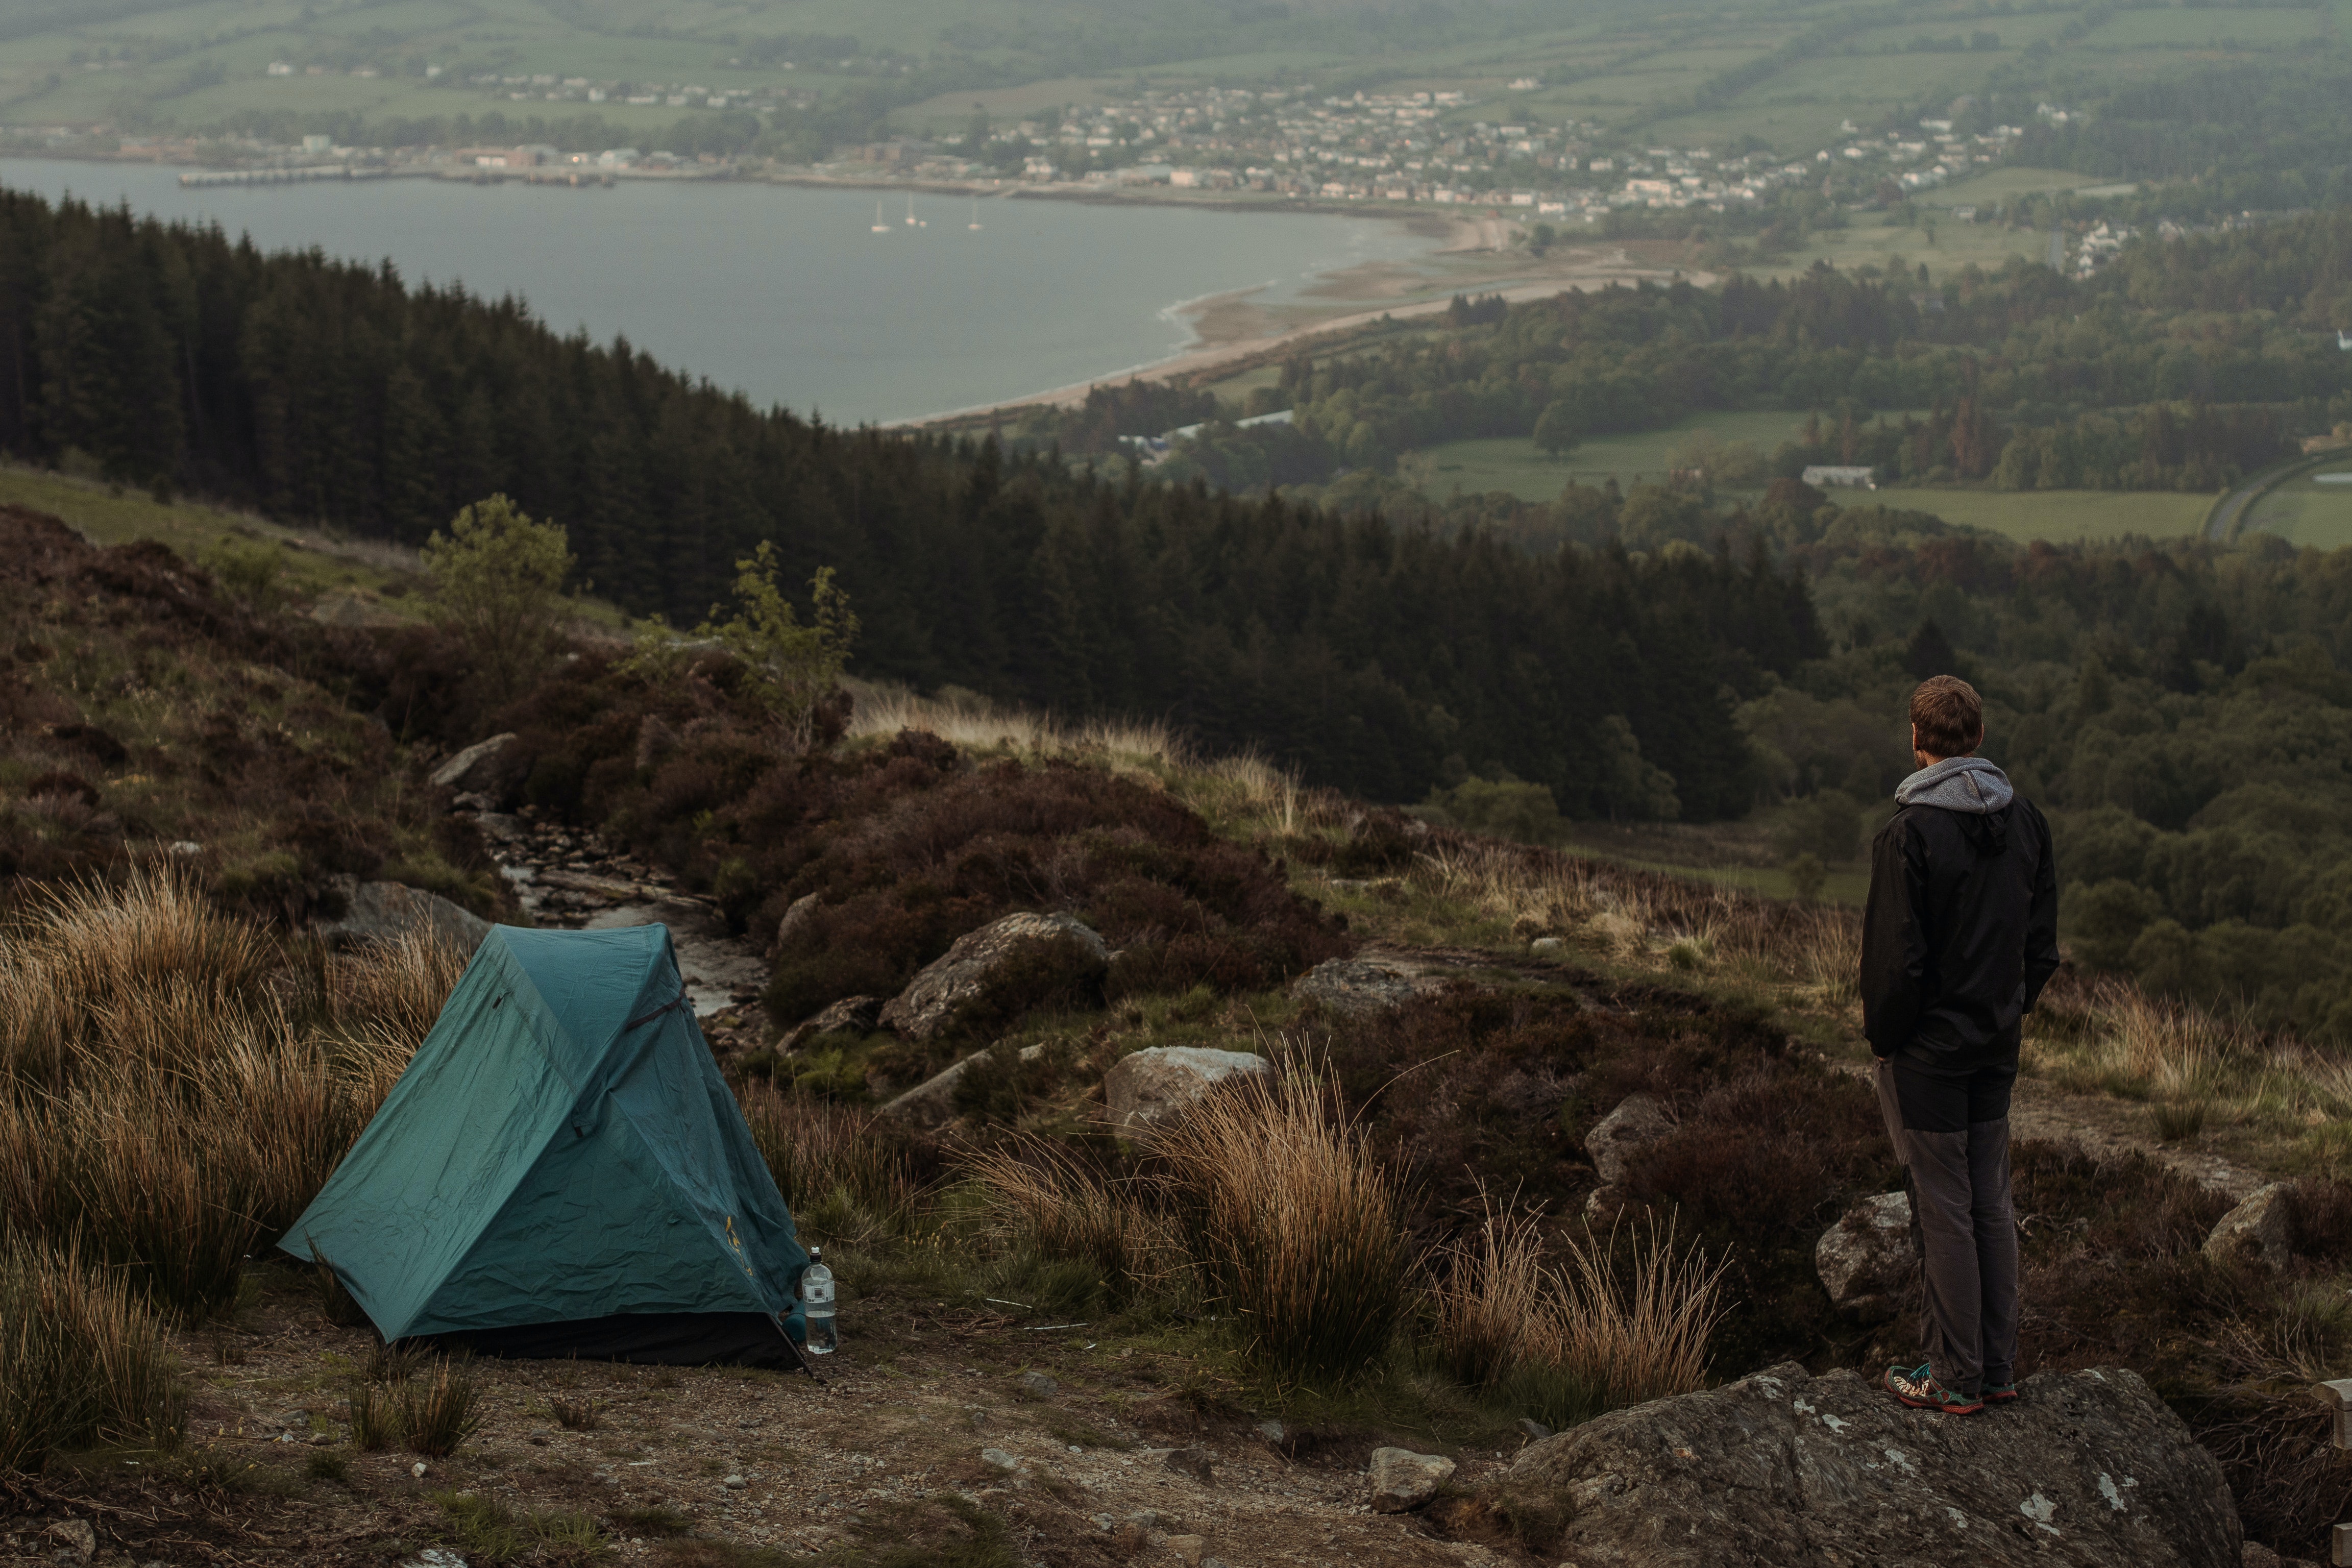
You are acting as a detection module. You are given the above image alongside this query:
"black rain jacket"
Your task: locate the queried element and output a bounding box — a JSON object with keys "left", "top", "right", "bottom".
{"left": 1861, "top": 790, "right": 2062, "bottom": 1065}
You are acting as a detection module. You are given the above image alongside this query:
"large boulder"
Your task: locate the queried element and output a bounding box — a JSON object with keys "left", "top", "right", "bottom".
{"left": 315, "top": 877, "right": 491, "bottom": 954}
{"left": 1510, "top": 1360, "right": 2240, "bottom": 1567}
{"left": 429, "top": 732, "right": 525, "bottom": 801}
{"left": 2204, "top": 1182, "right": 2292, "bottom": 1272}
{"left": 878, "top": 912, "right": 1110, "bottom": 1042}
{"left": 1816, "top": 1191, "right": 1917, "bottom": 1317}
{"left": 1103, "top": 1046, "right": 1271, "bottom": 1136}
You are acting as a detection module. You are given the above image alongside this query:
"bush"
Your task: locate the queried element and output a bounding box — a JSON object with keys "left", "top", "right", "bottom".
{"left": 0, "top": 1236, "right": 186, "bottom": 1471}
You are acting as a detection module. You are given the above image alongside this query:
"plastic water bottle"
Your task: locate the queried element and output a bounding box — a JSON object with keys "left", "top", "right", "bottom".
{"left": 801, "top": 1248, "right": 837, "bottom": 1356}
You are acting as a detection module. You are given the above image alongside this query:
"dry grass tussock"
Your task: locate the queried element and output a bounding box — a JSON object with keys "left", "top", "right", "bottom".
{"left": 960, "top": 1139, "right": 1182, "bottom": 1306}
{"left": 738, "top": 1082, "right": 927, "bottom": 1242}
{"left": 1148, "top": 1052, "right": 1409, "bottom": 1380}
{"left": 0, "top": 1235, "right": 187, "bottom": 1471}
{"left": 0, "top": 865, "right": 459, "bottom": 1316}
{"left": 1429, "top": 1196, "right": 1728, "bottom": 1430}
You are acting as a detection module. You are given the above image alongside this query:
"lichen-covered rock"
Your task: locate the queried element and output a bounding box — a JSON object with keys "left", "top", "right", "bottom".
{"left": 772, "top": 892, "right": 822, "bottom": 955}
{"left": 1511, "top": 1360, "right": 2239, "bottom": 1567}
{"left": 1368, "top": 1447, "right": 1455, "bottom": 1512}
{"left": 1817, "top": 1191, "right": 1917, "bottom": 1316}
{"left": 1103, "top": 1045, "right": 1271, "bottom": 1135}
{"left": 429, "top": 732, "right": 524, "bottom": 800}
{"left": 2204, "top": 1182, "right": 2292, "bottom": 1272}
{"left": 315, "top": 876, "right": 491, "bottom": 954}
{"left": 1585, "top": 1093, "right": 1674, "bottom": 1188}
{"left": 1289, "top": 956, "right": 1438, "bottom": 1015}
{"left": 878, "top": 912, "right": 1109, "bottom": 1042}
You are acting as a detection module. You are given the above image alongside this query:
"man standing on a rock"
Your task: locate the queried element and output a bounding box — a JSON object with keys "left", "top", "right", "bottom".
{"left": 1862, "top": 675, "right": 2060, "bottom": 1416}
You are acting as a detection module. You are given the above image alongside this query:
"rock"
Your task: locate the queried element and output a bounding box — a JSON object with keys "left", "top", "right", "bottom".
{"left": 411, "top": 1460, "right": 429, "bottom": 1479}
{"left": 878, "top": 912, "right": 1110, "bottom": 1042}
{"left": 315, "top": 876, "right": 493, "bottom": 954}
{"left": 1516, "top": 1418, "right": 1554, "bottom": 1442}
{"left": 1019, "top": 1371, "right": 1060, "bottom": 1399}
{"left": 1529, "top": 936, "right": 1567, "bottom": 958}
{"left": 2205, "top": 1182, "right": 2293, "bottom": 1272}
{"left": 879, "top": 1041, "right": 1050, "bottom": 1128}
{"left": 44, "top": 1518, "right": 96, "bottom": 1562}
{"left": 1367, "top": 1447, "right": 1455, "bottom": 1513}
{"left": 1164, "top": 1446, "right": 1217, "bottom": 1485}
{"left": 722, "top": 1474, "right": 746, "bottom": 1490}
{"left": 1256, "top": 1418, "right": 1285, "bottom": 1445}
{"left": 429, "top": 733, "right": 524, "bottom": 800}
{"left": 1816, "top": 1191, "right": 1918, "bottom": 1316}
{"left": 1510, "top": 1360, "right": 2240, "bottom": 1566}
{"left": 779, "top": 993, "right": 880, "bottom": 1051}
{"left": 2242, "top": 1543, "right": 2321, "bottom": 1567}
{"left": 981, "top": 1448, "right": 1021, "bottom": 1472}
{"left": 633, "top": 713, "right": 681, "bottom": 771}
{"left": 1585, "top": 1093, "right": 1675, "bottom": 1187}
{"left": 1102, "top": 1046, "right": 1272, "bottom": 1136}
{"left": 1164, "top": 1535, "right": 1208, "bottom": 1565}
{"left": 401, "top": 1552, "right": 469, "bottom": 1568}
{"left": 1289, "top": 956, "right": 1438, "bottom": 1015}
{"left": 774, "top": 892, "right": 823, "bottom": 954}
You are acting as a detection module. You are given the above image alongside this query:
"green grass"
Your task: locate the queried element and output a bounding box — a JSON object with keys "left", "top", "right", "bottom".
{"left": 2245, "top": 472, "right": 2352, "bottom": 551}
{"left": 1890, "top": 486, "right": 2214, "bottom": 543}
{"left": 1410, "top": 411, "right": 1809, "bottom": 500}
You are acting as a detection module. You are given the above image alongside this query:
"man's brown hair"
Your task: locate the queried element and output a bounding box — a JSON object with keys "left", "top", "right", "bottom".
{"left": 1910, "top": 675, "right": 1983, "bottom": 759}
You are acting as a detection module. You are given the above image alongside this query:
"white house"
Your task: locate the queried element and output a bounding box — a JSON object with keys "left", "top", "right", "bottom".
{"left": 1803, "top": 465, "right": 1878, "bottom": 489}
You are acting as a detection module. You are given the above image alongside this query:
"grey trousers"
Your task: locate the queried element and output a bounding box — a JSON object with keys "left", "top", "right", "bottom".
{"left": 1874, "top": 1056, "right": 2020, "bottom": 1396}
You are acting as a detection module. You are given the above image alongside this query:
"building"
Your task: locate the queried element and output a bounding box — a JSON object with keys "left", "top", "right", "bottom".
{"left": 1803, "top": 465, "right": 1878, "bottom": 489}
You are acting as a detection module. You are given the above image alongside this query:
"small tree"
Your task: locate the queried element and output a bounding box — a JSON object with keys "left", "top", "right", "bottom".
{"left": 422, "top": 495, "right": 576, "bottom": 704}
{"left": 629, "top": 542, "right": 857, "bottom": 750}
{"left": 1534, "top": 399, "right": 1580, "bottom": 458}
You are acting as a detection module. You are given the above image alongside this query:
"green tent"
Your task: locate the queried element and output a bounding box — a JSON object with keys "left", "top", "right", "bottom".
{"left": 284, "top": 923, "right": 811, "bottom": 1366}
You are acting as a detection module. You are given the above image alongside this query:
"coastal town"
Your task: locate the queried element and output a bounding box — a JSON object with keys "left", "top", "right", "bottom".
{"left": 17, "top": 77, "right": 2054, "bottom": 223}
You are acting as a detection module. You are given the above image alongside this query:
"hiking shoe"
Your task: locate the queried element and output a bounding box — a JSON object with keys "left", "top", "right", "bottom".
{"left": 1884, "top": 1362, "right": 1984, "bottom": 1415}
{"left": 1983, "top": 1381, "right": 2020, "bottom": 1405}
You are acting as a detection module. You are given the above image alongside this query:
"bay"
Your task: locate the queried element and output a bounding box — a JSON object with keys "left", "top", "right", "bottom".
{"left": 0, "top": 159, "right": 1438, "bottom": 427}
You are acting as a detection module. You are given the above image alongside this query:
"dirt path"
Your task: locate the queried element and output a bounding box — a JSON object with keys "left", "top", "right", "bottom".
{"left": 13, "top": 1280, "right": 1526, "bottom": 1567}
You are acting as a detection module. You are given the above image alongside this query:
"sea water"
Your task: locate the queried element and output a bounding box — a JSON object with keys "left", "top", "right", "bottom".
{"left": 0, "top": 158, "right": 1438, "bottom": 426}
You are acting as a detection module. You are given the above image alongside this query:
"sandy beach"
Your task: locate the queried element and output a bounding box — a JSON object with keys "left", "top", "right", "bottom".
{"left": 914, "top": 235, "right": 1705, "bottom": 425}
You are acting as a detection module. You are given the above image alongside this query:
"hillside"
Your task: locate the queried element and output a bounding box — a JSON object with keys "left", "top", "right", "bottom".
{"left": 9, "top": 488, "right": 2352, "bottom": 1563}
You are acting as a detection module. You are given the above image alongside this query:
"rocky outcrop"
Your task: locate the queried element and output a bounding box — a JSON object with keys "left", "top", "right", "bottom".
{"left": 1103, "top": 1045, "right": 1271, "bottom": 1136}
{"left": 1367, "top": 1448, "right": 1455, "bottom": 1512}
{"left": 1510, "top": 1360, "right": 2240, "bottom": 1567}
{"left": 2204, "top": 1182, "right": 2292, "bottom": 1272}
{"left": 1289, "top": 955, "right": 1441, "bottom": 1016}
{"left": 429, "top": 733, "right": 525, "bottom": 802}
{"left": 1817, "top": 1191, "right": 1917, "bottom": 1318}
{"left": 315, "top": 877, "right": 492, "bottom": 953}
{"left": 773, "top": 892, "right": 822, "bottom": 955}
{"left": 878, "top": 912, "right": 1110, "bottom": 1042}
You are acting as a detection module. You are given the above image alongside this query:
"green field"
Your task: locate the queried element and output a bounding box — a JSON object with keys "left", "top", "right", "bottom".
{"left": 1412, "top": 412, "right": 1813, "bottom": 501}
{"left": 0, "top": 0, "right": 2336, "bottom": 161}
{"left": 2245, "top": 472, "right": 2352, "bottom": 551}
{"left": 1889, "top": 487, "right": 2213, "bottom": 543}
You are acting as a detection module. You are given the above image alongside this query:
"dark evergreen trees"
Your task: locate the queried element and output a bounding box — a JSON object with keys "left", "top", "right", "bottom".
{"left": 0, "top": 187, "right": 1825, "bottom": 817}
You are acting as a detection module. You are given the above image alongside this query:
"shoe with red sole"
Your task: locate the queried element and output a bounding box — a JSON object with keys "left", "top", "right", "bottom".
{"left": 1983, "top": 1381, "right": 2020, "bottom": 1405}
{"left": 1884, "top": 1362, "right": 1985, "bottom": 1415}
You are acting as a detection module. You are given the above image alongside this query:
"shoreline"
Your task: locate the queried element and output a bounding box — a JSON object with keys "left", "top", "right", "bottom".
{"left": 909, "top": 251, "right": 1705, "bottom": 429}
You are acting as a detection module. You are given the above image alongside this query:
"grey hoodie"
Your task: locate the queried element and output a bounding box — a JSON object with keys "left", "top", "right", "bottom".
{"left": 1894, "top": 755, "right": 2015, "bottom": 815}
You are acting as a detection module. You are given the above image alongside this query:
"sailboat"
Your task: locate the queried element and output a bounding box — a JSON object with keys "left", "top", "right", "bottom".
{"left": 905, "top": 192, "right": 924, "bottom": 228}
{"left": 968, "top": 195, "right": 982, "bottom": 231}
{"left": 870, "top": 200, "right": 889, "bottom": 233}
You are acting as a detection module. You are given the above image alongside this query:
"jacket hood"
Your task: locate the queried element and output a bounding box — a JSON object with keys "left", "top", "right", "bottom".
{"left": 1895, "top": 756, "right": 2015, "bottom": 815}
